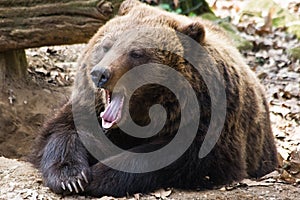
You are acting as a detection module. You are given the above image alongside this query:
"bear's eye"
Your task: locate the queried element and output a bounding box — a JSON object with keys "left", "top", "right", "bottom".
{"left": 103, "top": 46, "right": 110, "bottom": 53}
{"left": 129, "top": 49, "right": 145, "bottom": 59}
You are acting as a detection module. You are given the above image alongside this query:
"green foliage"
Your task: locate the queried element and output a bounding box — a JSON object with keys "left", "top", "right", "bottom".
{"left": 159, "top": 3, "right": 183, "bottom": 14}
{"left": 201, "top": 13, "right": 253, "bottom": 51}
{"left": 200, "top": 13, "right": 219, "bottom": 21}
{"left": 287, "top": 24, "right": 300, "bottom": 40}
{"left": 288, "top": 46, "right": 300, "bottom": 60}
{"left": 159, "top": 3, "right": 181, "bottom": 14}
{"left": 158, "top": 1, "right": 253, "bottom": 51}
{"left": 159, "top": 0, "right": 212, "bottom": 16}
{"left": 188, "top": 12, "right": 197, "bottom": 17}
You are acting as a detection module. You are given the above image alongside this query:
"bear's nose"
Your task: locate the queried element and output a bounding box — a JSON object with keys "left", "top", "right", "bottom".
{"left": 90, "top": 66, "right": 111, "bottom": 88}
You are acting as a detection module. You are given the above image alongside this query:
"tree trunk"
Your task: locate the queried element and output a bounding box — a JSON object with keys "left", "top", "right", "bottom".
{"left": 0, "top": 50, "right": 28, "bottom": 90}
{"left": 0, "top": 0, "right": 116, "bottom": 51}
{"left": 0, "top": 0, "right": 120, "bottom": 87}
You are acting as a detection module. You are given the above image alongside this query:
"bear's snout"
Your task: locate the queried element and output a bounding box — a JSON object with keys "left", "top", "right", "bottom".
{"left": 90, "top": 66, "right": 111, "bottom": 88}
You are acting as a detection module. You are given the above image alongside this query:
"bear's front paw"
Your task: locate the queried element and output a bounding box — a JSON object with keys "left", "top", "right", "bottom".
{"left": 43, "top": 165, "right": 92, "bottom": 195}
{"left": 60, "top": 169, "right": 90, "bottom": 194}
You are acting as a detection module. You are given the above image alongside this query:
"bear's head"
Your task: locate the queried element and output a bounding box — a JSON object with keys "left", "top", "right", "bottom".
{"left": 77, "top": 0, "right": 206, "bottom": 134}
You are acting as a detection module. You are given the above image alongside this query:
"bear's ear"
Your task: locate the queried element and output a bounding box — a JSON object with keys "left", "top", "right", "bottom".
{"left": 178, "top": 22, "right": 205, "bottom": 44}
{"left": 118, "top": 0, "right": 142, "bottom": 15}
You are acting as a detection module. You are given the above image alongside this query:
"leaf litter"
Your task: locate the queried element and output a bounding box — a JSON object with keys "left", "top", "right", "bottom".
{"left": 211, "top": 0, "right": 300, "bottom": 187}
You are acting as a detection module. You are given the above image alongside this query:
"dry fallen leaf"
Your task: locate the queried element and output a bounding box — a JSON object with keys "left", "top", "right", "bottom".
{"left": 173, "top": 0, "right": 179, "bottom": 8}
{"left": 257, "top": 6, "right": 275, "bottom": 35}
{"left": 35, "top": 67, "right": 49, "bottom": 76}
{"left": 242, "top": 179, "right": 274, "bottom": 187}
{"left": 280, "top": 170, "right": 297, "bottom": 184}
{"left": 133, "top": 193, "right": 140, "bottom": 200}
{"left": 287, "top": 149, "right": 300, "bottom": 178}
{"left": 99, "top": 196, "right": 118, "bottom": 200}
{"left": 151, "top": 188, "right": 172, "bottom": 199}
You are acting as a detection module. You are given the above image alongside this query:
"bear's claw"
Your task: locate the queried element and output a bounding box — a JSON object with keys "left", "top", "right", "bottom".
{"left": 61, "top": 182, "right": 66, "bottom": 190}
{"left": 81, "top": 171, "right": 89, "bottom": 183}
{"left": 78, "top": 179, "right": 85, "bottom": 191}
{"left": 72, "top": 181, "right": 79, "bottom": 193}
{"left": 60, "top": 170, "right": 88, "bottom": 193}
{"left": 67, "top": 183, "right": 73, "bottom": 192}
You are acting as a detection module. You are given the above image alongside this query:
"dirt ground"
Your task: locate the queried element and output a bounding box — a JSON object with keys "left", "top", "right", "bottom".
{"left": 0, "top": 45, "right": 78, "bottom": 159}
{"left": 1, "top": 156, "right": 300, "bottom": 200}
{"left": 0, "top": 82, "right": 71, "bottom": 159}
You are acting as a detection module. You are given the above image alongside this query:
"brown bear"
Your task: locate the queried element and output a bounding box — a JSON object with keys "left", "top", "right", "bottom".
{"left": 30, "top": 0, "right": 278, "bottom": 197}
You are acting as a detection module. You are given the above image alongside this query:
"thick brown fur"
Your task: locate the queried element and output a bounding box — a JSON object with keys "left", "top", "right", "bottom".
{"left": 30, "top": 0, "right": 278, "bottom": 197}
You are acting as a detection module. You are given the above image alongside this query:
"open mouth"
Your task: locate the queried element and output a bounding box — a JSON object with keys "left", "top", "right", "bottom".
{"left": 100, "top": 89, "right": 125, "bottom": 130}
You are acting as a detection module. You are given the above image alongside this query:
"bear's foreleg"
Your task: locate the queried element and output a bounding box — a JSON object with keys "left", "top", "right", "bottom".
{"left": 38, "top": 103, "right": 92, "bottom": 195}
{"left": 84, "top": 141, "right": 189, "bottom": 197}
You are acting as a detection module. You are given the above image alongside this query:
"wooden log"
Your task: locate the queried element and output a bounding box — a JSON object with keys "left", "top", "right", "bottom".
{"left": 0, "top": 0, "right": 120, "bottom": 87}
{"left": 0, "top": 0, "right": 115, "bottom": 52}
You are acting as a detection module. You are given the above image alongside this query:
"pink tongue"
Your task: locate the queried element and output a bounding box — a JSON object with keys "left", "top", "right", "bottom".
{"left": 100, "top": 93, "right": 124, "bottom": 129}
